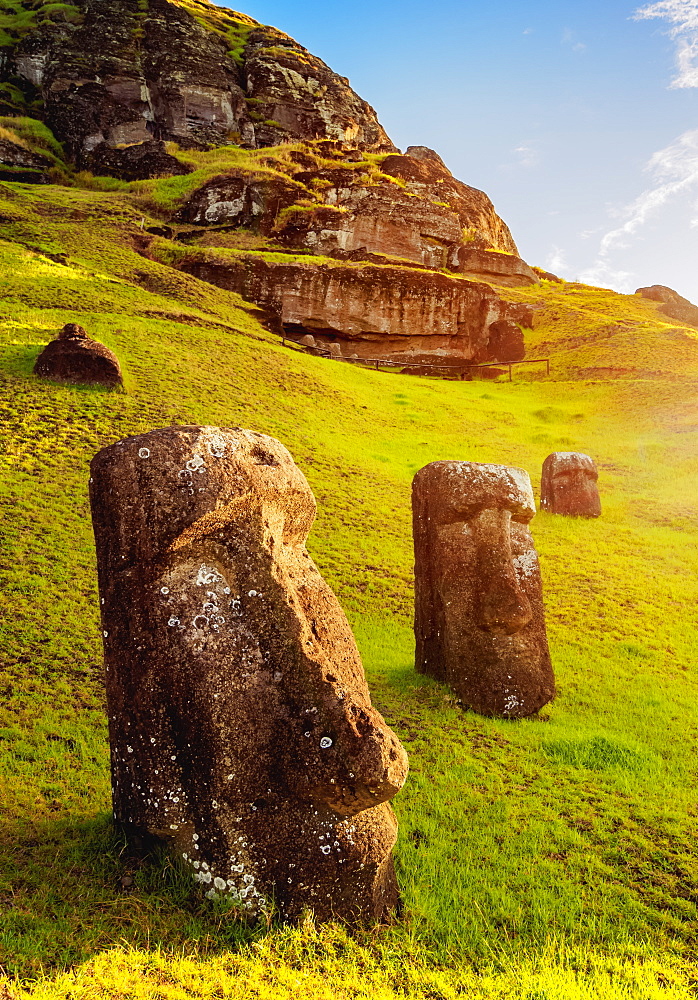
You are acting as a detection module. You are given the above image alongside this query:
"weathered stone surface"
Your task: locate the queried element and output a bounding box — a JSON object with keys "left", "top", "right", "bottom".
{"left": 175, "top": 172, "right": 303, "bottom": 227}
{"left": 636, "top": 285, "right": 698, "bottom": 328}
{"left": 237, "top": 150, "right": 521, "bottom": 264}
{"left": 533, "top": 266, "right": 563, "bottom": 283}
{"left": 380, "top": 151, "right": 519, "bottom": 257}
{"left": 540, "top": 452, "right": 601, "bottom": 518}
{"left": 0, "top": 135, "right": 52, "bottom": 182}
{"left": 88, "top": 138, "right": 191, "bottom": 181}
{"left": 4, "top": 0, "right": 392, "bottom": 175}
{"left": 485, "top": 320, "right": 525, "bottom": 362}
{"left": 34, "top": 322, "right": 122, "bottom": 387}
{"left": 179, "top": 253, "right": 530, "bottom": 364}
{"left": 456, "top": 248, "right": 538, "bottom": 287}
{"left": 176, "top": 148, "right": 522, "bottom": 268}
{"left": 412, "top": 461, "right": 555, "bottom": 718}
{"left": 89, "top": 425, "right": 408, "bottom": 923}
{"left": 242, "top": 26, "right": 395, "bottom": 151}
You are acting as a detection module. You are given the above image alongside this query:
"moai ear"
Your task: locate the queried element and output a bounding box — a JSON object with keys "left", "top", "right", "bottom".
{"left": 91, "top": 425, "right": 408, "bottom": 925}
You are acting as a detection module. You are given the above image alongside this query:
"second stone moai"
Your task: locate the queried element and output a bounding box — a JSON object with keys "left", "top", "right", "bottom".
{"left": 413, "top": 461, "right": 555, "bottom": 718}
{"left": 541, "top": 452, "right": 601, "bottom": 518}
{"left": 90, "top": 426, "right": 408, "bottom": 924}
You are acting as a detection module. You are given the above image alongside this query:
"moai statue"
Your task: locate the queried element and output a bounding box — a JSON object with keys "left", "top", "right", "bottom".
{"left": 34, "top": 323, "right": 122, "bottom": 388}
{"left": 412, "top": 461, "right": 555, "bottom": 718}
{"left": 90, "top": 426, "right": 408, "bottom": 923}
{"left": 541, "top": 452, "right": 601, "bottom": 518}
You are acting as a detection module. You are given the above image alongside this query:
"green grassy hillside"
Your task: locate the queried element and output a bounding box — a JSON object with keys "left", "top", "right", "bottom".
{"left": 2, "top": 172, "right": 698, "bottom": 999}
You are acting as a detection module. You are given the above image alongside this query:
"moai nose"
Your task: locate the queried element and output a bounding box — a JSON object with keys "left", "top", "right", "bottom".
{"left": 472, "top": 508, "right": 533, "bottom": 635}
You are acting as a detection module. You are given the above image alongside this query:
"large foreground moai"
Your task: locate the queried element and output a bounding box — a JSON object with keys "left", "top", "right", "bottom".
{"left": 413, "top": 461, "right": 555, "bottom": 718}
{"left": 541, "top": 452, "right": 601, "bottom": 518}
{"left": 90, "top": 426, "right": 408, "bottom": 923}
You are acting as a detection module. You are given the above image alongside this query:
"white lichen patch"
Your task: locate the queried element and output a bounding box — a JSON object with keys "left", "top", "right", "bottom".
{"left": 503, "top": 691, "right": 522, "bottom": 715}
{"left": 513, "top": 549, "right": 538, "bottom": 580}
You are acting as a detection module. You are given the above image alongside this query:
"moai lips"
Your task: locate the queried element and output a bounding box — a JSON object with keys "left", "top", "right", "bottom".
{"left": 90, "top": 426, "right": 408, "bottom": 924}
{"left": 413, "top": 461, "right": 555, "bottom": 718}
{"left": 541, "top": 452, "right": 601, "bottom": 518}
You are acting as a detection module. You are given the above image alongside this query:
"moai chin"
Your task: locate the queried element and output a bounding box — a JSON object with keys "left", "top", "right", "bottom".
{"left": 541, "top": 452, "right": 601, "bottom": 518}
{"left": 412, "top": 461, "right": 555, "bottom": 718}
{"left": 90, "top": 426, "right": 408, "bottom": 923}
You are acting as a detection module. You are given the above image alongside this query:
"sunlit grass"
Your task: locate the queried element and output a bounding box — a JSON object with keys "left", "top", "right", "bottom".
{"left": 1, "top": 178, "right": 698, "bottom": 998}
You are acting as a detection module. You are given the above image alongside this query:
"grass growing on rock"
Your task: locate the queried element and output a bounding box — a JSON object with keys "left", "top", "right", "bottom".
{"left": 1, "top": 177, "right": 698, "bottom": 999}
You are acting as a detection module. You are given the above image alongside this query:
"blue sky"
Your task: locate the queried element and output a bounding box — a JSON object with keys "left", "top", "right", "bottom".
{"left": 224, "top": 0, "right": 698, "bottom": 301}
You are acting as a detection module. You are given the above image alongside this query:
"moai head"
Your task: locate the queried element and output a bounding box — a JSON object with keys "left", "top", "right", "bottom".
{"left": 90, "top": 426, "right": 408, "bottom": 924}
{"left": 59, "top": 323, "right": 89, "bottom": 340}
{"left": 541, "top": 452, "right": 600, "bottom": 518}
{"left": 34, "top": 324, "right": 122, "bottom": 388}
{"left": 412, "top": 461, "right": 555, "bottom": 718}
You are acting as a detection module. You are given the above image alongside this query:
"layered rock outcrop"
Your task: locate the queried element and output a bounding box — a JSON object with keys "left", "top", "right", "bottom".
{"left": 1, "top": 0, "right": 539, "bottom": 367}
{"left": 176, "top": 144, "right": 527, "bottom": 267}
{"left": 180, "top": 252, "right": 532, "bottom": 363}
{"left": 636, "top": 285, "right": 698, "bottom": 328}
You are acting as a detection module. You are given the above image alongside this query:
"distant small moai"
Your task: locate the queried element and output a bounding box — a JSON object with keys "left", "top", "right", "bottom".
{"left": 90, "top": 426, "right": 408, "bottom": 924}
{"left": 412, "top": 461, "right": 555, "bottom": 718}
{"left": 34, "top": 323, "right": 122, "bottom": 388}
{"left": 541, "top": 452, "right": 601, "bottom": 518}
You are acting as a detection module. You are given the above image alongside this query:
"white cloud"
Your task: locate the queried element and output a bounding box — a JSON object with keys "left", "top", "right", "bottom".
{"left": 570, "top": 3, "right": 698, "bottom": 291}
{"left": 579, "top": 129, "right": 698, "bottom": 289}
{"left": 634, "top": 0, "right": 698, "bottom": 88}
{"left": 546, "top": 246, "right": 569, "bottom": 273}
{"left": 561, "top": 27, "right": 587, "bottom": 51}
{"left": 513, "top": 142, "right": 539, "bottom": 168}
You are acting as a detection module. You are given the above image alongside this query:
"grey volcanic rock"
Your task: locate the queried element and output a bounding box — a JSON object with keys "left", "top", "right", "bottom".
{"left": 541, "top": 452, "right": 601, "bottom": 518}
{"left": 34, "top": 323, "right": 122, "bottom": 388}
{"left": 179, "top": 252, "right": 531, "bottom": 364}
{"left": 89, "top": 425, "right": 408, "bottom": 923}
{"left": 404, "top": 145, "right": 447, "bottom": 167}
{"left": 636, "top": 285, "right": 698, "bottom": 328}
{"left": 176, "top": 171, "right": 304, "bottom": 228}
{"left": 412, "top": 461, "right": 555, "bottom": 718}
{"left": 2, "top": 0, "right": 392, "bottom": 175}
{"left": 177, "top": 148, "right": 522, "bottom": 265}
{"left": 242, "top": 26, "right": 395, "bottom": 151}
{"left": 0, "top": 135, "right": 52, "bottom": 182}
{"left": 89, "top": 139, "right": 191, "bottom": 181}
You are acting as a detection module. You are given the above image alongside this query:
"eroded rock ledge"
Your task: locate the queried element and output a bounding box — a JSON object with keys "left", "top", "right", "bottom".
{"left": 179, "top": 251, "right": 532, "bottom": 363}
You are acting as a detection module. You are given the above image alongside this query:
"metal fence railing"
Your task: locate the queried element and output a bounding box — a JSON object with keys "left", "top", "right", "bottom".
{"left": 281, "top": 338, "right": 550, "bottom": 381}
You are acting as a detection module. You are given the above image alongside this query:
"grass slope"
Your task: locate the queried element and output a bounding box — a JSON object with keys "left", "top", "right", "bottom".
{"left": 1, "top": 177, "right": 698, "bottom": 999}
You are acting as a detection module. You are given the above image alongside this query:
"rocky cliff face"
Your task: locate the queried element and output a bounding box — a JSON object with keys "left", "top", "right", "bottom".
{"left": 636, "top": 285, "right": 698, "bottom": 328}
{"left": 179, "top": 251, "right": 532, "bottom": 364}
{"left": 0, "top": 0, "right": 394, "bottom": 172}
{"left": 0, "top": 0, "right": 537, "bottom": 366}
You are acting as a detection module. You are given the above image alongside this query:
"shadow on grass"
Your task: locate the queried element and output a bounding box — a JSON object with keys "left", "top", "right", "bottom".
{"left": 0, "top": 812, "right": 267, "bottom": 979}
